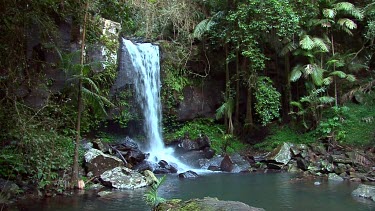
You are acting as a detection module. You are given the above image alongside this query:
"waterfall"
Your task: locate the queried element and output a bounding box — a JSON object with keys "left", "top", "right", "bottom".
{"left": 121, "top": 38, "right": 190, "bottom": 172}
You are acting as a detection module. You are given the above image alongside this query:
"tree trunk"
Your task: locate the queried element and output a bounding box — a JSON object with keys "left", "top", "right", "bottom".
{"left": 283, "top": 53, "right": 291, "bottom": 123}
{"left": 244, "top": 87, "right": 253, "bottom": 133}
{"left": 71, "top": 1, "right": 88, "bottom": 188}
{"left": 234, "top": 48, "right": 240, "bottom": 127}
{"left": 224, "top": 44, "right": 229, "bottom": 131}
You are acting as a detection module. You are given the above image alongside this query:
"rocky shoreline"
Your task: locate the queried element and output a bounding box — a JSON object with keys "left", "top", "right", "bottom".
{"left": 1, "top": 135, "right": 375, "bottom": 208}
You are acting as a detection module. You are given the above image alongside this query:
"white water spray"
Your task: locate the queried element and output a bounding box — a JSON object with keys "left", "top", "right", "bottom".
{"left": 121, "top": 38, "right": 191, "bottom": 172}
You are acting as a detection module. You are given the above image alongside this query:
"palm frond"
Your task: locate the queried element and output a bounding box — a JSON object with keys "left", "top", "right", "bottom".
{"left": 323, "top": 8, "right": 336, "bottom": 19}
{"left": 319, "top": 96, "right": 335, "bottom": 104}
{"left": 337, "top": 18, "right": 357, "bottom": 30}
{"left": 81, "top": 87, "right": 113, "bottom": 115}
{"left": 193, "top": 18, "right": 215, "bottom": 40}
{"left": 290, "top": 101, "right": 303, "bottom": 110}
{"left": 335, "top": 2, "right": 364, "bottom": 20}
{"left": 330, "top": 70, "right": 347, "bottom": 78}
{"left": 290, "top": 65, "right": 303, "bottom": 82}
{"left": 312, "top": 37, "right": 329, "bottom": 52}
{"left": 311, "top": 66, "right": 324, "bottom": 86}
{"left": 280, "top": 42, "right": 297, "bottom": 56}
{"left": 300, "top": 35, "right": 314, "bottom": 50}
{"left": 346, "top": 74, "right": 356, "bottom": 82}
{"left": 323, "top": 76, "right": 333, "bottom": 85}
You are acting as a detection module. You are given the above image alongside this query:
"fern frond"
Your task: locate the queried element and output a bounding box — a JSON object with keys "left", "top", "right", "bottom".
{"left": 290, "top": 101, "right": 303, "bottom": 110}
{"left": 193, "top": 18, "right": 215, "bottom": 40}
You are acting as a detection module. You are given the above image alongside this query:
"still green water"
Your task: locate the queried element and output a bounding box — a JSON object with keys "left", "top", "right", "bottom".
{"left": 13, "top": 173, "right": 375, "bottom": 211}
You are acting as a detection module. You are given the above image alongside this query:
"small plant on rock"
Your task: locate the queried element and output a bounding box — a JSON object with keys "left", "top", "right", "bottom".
{"left": 144, "top": 175, "right": 166, "bottom": 210}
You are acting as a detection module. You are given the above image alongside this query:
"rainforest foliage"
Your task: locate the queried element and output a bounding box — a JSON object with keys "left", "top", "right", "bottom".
{"left": 1, "top": 0, "right": 375, "bottom": 190}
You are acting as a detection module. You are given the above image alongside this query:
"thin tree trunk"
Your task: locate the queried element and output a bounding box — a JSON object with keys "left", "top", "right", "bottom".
{"left": 71, "top": 1, "right": 89, "bottom": 188}
{"left": 283, "top": 53, "right": 291, "bottom": 122}
{"left": 331, "top": 34, "right": 338, "bottom": 107}
{"left": 245, "top": 87, "right": 253, "bottom": 132}
{"left": 234, "top": 48, "right": 240, "bottom": 127}
{"left": 224, "top": 44, "right": 229, "bottom": 131}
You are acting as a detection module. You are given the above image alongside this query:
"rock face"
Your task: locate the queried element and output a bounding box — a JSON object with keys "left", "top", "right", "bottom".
{"left": 176, "top": 81, "right": 224, "bottom": 121}
{"left": 156, "top": 197, "right": 264, "bottom": 211}
{"left": 99, "top": 167, "right": 151, "bottom": 189}
{"left": 85, "top": 148, "right": 124, "bottom": 176}
{"left": 352, "top": 184, "right": 375, "bottom": 201}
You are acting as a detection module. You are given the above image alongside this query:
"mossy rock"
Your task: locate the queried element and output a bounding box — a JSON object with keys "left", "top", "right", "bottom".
{"left": 156, "top": 197, "right": 264, "bottom": 211}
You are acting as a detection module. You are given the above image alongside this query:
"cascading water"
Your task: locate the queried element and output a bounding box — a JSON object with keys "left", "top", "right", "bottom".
{"left": 121, "top": 38, "right": 190, "bottom": 172}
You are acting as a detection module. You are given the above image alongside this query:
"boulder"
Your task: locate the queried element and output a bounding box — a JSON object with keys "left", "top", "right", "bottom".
{"left": 85, "top": 148, "right": 124, "bottom": 176}
{"left": 178, "top": 170, "right": 199, "bottom": 179}
{"left": 99, "top": 167, "right": 149, "bottom": 189}
{"left": 143, "top": 170, "right": 158, "bottom": 185}
{"left": 328, "top": 173, "right": 344, "bottom": 182}
{"left": 156, "top": 197, "right": 264, "bottom": 211}
{"left": 154, "top": 160, "right": 178, "bottom": 174}
{"left": 133, "top": 160, "right": 158, "bottom": 172}
{"left": 123, "top": 148, "right": 146, "bottom": 165}
{"left": 230, "top": 154, "right": 251, "bottom": 173}
{"left": 267, "top": 142, "right": 293, "bottom": 165}
{"left": 352, "top": 184, "right": 375, "bottom": 201}
{"left": 199, "top": 156, "right": 223, "bottom": 170}
{"left": 196, "top": 135, "right": 211, "bottom": 150}
{"left": 220, "top": 155, "right": 234, "bottom": 172}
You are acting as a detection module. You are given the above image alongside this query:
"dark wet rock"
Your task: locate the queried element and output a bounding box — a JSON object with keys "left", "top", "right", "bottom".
{"left": 203, "top": 147, "right": 215, "bottom": 159}
{"left": 178, "top": 170, "right": 199, "bottom": 179}
{"left": 230, "top": 154, "right": 251, "bottom": 173}
{"left": 266, "top": 162, "right": 283, "bottom": 170}
{"left": 266, "top": 142, "right": 293, "bottom": 165}
{"left": 133, "top": 160, "right": 157, "bottom": 172}
{"left": 296, "top": 157, "right": 309, "bottom": 171}
{"left": 156, "top": 197, "right": 265, "bottom": 211}
{"left": 116, "top": 137, "right": 139, "bottom": 151}
{"left": 220, "top": 155, "right": 234, "bottom": 172}
{"left": 208, "top": 165, "right": 221, "bottom": 171}
{"left": 154, "top": 160, "right": 177, "bottom": 174}
{"left": 123, "top": 148, "right": 146, "bottom": 165}
{"left": 331, "top": 154, "right": 352, "bottom": 164}
{"left": 85, "top": 148, "right": 124, "bottom": 176}
{"left": 196, "top": 135, "right": 211, "bottom": 150}
{"left": 352, "top": 184, "right": 375, "bottom": 201}
{"left": 180, "top": 139, "right": 199, "bottom": 151}
{"left": 99, "top": 167, "right": 149, "bottom": 189}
